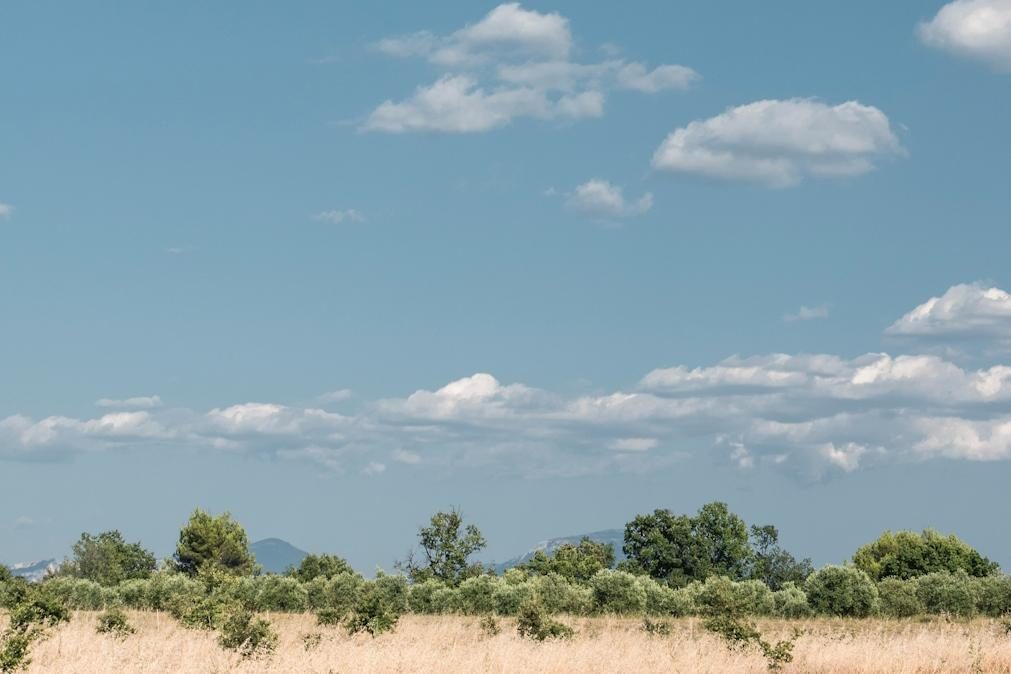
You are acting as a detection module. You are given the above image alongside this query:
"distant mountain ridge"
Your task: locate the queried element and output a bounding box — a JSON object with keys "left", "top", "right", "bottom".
{"left": 250, "top": 538, "right": 308, "bottom": 574}
{"left": 493, "top": 529, "right": 624, "bottom": 573}
{"left": 5, "top": 559, "right": 57, "bottom": 582}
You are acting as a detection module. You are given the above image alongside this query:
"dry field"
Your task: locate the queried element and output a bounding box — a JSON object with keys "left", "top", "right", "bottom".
{"left": 9, "top": 612, "right": 1011, "bottom": 673}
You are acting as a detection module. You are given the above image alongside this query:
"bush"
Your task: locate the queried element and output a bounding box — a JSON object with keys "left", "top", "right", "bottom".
{"left": 370, "top": 574, "right": 410, "bottom": 614}
{"left": 853, "top": 530, "right": 998, "bottom": 581}
{"left": 639, "top": 577, "right": 692, "bottom": 617}
{"left": 972, "top": 575, "right": 1011, "bottom": 617}
{"left": 877, "top": 578, "right": 924, "bottom": 618}
{"left": 95, "top": 608, "right": 135, "bottom": 638}
{"left": 492, "top": 579, "right": 535, "bottom": 615}
{"left": 217, "top": 609, "right": 278, "bottom": 659}
{"left": 288, "top": 554, "right": 354, "bottom": 582}
{"left": 772, "top": 583, "right": 811, "bottom": 618}
{"left": 804, "top": 566, "right": 878, "bottom": 617}
{"left": 344, "top": 582, "right": 400, "bottom": 637}
{"left": 0, "top": 588, "right": 70, "bottom": 674}
{"left": 252, "top": 575, "right": 308, "bottom": 612}
{"left": 915, "top": 572, "right": 977, "bottom": 617}
{"left": 479, "top": 615, "right": 500, "bottom": 636}
{"left": 704, "top": 615, "right": 802, "bottom": 672}
{"left": 40, "top": 577, "right": 114, "bottom": 611}
{"left": 531, "top": 573, "right": 593, "bottom": 615}
{"left": 687, "top": 576, "right": 775, "bottom": 617}
{"left": 408, "top": 579, "right": 448, "bottom": 614}
{"left": 516, "top": 600, "right": 574, "bottom": 641}
{"left": 590, "top": 570, "right": 646, "bottom": 614}
{"left": 641, "top": 617, "right": 672, "bottom": 636}
{"left": 301, "top": 631, "right": 323, "bottom": 651}
{"left": 457, "top": 575, "right": 498, "bottom": 614}
{"left": 316, "top": 608, "right": 344, "bottom": 626}
{"left": 321, "top": 572, "right": 364, "bottom": 615}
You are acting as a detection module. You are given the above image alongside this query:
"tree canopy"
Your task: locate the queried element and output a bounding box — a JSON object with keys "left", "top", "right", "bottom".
{"left": 173, "top": 509, "right": 258, "bottom": 577}
{"left": 519, "top": 537, "right": 615, "bottom": 582}
{"left": 852, "top": 529, "right": 999, "bottom": 581}
{"left": 287, "top": 554, "right": 355, "bottom": 582}
{"left": 57, "top": 531, "right": 156, "bottom": 586}
{"left": 399, "top": 508, "right": 486, "bottom": 585}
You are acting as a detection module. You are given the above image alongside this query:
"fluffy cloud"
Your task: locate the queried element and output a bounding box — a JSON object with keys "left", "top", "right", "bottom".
{"left": 566, "top": 180, "right": 653, "bottom": 219}
{"left": 6, "top": 283, "right": 1011, "bottom": 479}
{"left": 0, "top": 203, "right": 11, "bottom": 220}
{"left": 918, "top": 0, "right": 1011, "bottom": 70}
{"left": 366, "top": 4, "right": 697, "bottom": 133}
{"left": 313, "top": 209, "right": 365, "bottom": 225}
{"left": 652, "top": 99, "right": 903, "bottom": 187}
{"left": 886, "top": 283, "right": 1011, "bottom": 344}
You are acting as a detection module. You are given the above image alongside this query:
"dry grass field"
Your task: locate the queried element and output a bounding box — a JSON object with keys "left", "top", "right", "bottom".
{"left": 9, "top": 612, "right": 1011, "bottom": 673}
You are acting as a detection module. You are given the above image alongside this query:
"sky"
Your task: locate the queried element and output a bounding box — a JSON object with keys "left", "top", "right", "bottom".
{"left": 2, "top": 0, "right": 1011, "bottom": 573}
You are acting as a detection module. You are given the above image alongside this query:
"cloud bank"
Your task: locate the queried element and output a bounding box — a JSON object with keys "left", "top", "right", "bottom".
{"left": 919, "top": 0, "right": 1011, "bottom": 70}
{"left": 5, "top": 283, "right": 1011, "bottom": 480}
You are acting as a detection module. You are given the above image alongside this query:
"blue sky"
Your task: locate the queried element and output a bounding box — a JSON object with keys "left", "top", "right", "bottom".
{"left": 2, "top": 1, "right": 1011, "bottom": 572}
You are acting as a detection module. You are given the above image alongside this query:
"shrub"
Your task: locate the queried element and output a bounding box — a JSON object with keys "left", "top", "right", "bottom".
{"left": 804, "top": 566, "right": 878, "bottom": 617}
{"left": 457, "top": 575, "right": 498, "bottom": 614}
{"left": 57, "top": 531, "right": 156, "bottom": 586}
{"left": 915, "top": 572, "right": 977, "bottom": 617}
{"left": 492, "top": 579, "right": 535, "bottom": 615}
{"left": 370, "top": 574, "right": 410, "bottom": 614}
{"left": 252, "top": 575, "right": 308, "bottom": 612}
{"left": 0, "top": 588, "right": 70, "bottom": 674}
{"left": 687, "top": 576, "right": 775, "bottom": 617}
{"left": 704, "top": 615, "right": 802, "bottom": 672}
{"left": 853, "top": 530, "right": 998, "bottom": 581}
{"left": 288, "top": 554, "right": 354, "bottom": 582}
{"left": 95, "top": 608, "right": 135, "bottom": 638}
{"left": 531, "top": 573, "right": 593, "bottom": 615}
{"left": 217, "top": 609, "right": 278, "bottom": 659}
{"left": 316, "top": 608, "right": 344, "bottom": 626}
{"left": 641, "top": 617, "right": 672, "bottom": 636}
{"left": 40, "top": 577, "right": 113, "bottom": 611}
{"left": 877, "top": 578, "right": 924, "bottom": 618}
{"left": 639, "top": 577, "right": 691, "bottom": 617}
{"left": 344, "top": 582, "right": 400, "bottom": 637}
{"left": 972, "top": 575, "right": 1011, "bottom": 617}
{"left": 301, "top": 631, "right": 323, "bottom": 651}
{"left": 479, "top": 615, "right": 500, "bottom": 636}
{"left": 408, "top": 579, "right": 448, "bottom": 613}
{"left": 772, "top": 583, "right": 811, "bottom": 619}
{"left": 321, "top": 572, "right": 364, "bottom": 615}
{"left": 590, "top": 570, "right": 647, "bottom": 614}
{"left": 0, "top": 632, "right": 33, "bottom": 674}
{"left": 516, "top": 600, "right": 574, "bottom": 641}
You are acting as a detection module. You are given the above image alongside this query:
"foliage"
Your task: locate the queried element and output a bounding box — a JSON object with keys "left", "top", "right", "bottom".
{"left": 479, "top": 615, "right": 500, "bottom": 636}
{"left": 344, "top": 581, "right": 400, "bottom": 636}
{"left": 853, "top": 530, "right": 999, "bottom": 582}
{"left": 531, "top": 573, "right": 594, "bottom": 615}
{"left": 639, "top": 577, "right": 692, "bottom": 616}
{"left": 57, "top": 531, "right": 156, "bottom": 587}
{"left": 301, "top": 631, "right": 323, "bottom": 651}
{"left": 804, "top": 566, "right": 878, "bottom": 618}
{"left": 457, "top": 574, "right": 498, "bottom": 614}
{"left": 622, "top": 502, "right": 751, "bottom": 587}
{"left": 914, "top": 571, "right": 978, "bottom": 617}
{"left": 217, "top": 609, "right": 278, "bottom": 659}
{"left": 519, "top": 537, "right": 615, "bottom": 582}
{"left": 0, "top": 586, "right": 70, "bottom": 674}
{"left": 95, "top": 608, "right": 135, "bottom": 638}
{"left": 251, "top": 575, "right": 308, "bottom": 612}
{"left": 590, "top": 569, "right": 647, "bottom": 614}
{"left": 515, "top": 600, "right": 574, "bottom": 641}
{"left": 641, "top": 617, "right": 672, "bottom": 636}
{"left": 316, "top": 607, "right": 344, "bottom": 626}
{"left": 287, "top": 554, "right": 354, "bottom": 583}
{"left": 748, "top": 525, "right": 814, "bottom": 591}
{"left": 973, "top": 575, "right": 1011, "bottom": 617}
{"left": 877, "top": 578, "right": 924, "bottom": 618}
{"left": 704, "top": 615, "right": 802, "bottom": 671}
{"left": 771, "top": 582, "right": 811, "bottom": 618}
{"left": 399, "top": 508, "right": 487, "bottom": 586}
{"left": 173, "top": 509, "right": 257, "bottom": 577}
{"left": 687, "top": 576, "right": 775, "bottom": 617}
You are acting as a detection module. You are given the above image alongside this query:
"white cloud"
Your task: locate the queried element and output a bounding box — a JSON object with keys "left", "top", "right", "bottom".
{"left": 96, "top": 395, "right": 162, "bottom": 409}
{"left": 319, "top": 389, "right": 353, "bottom": 403}
{"left": 366, "top": 4, "right": 696, "bottom": 134}
{"left": 616, "top": 63, "right": 699, "bottom": 92}
{"left": 8, "top": 284, "right": 1011, "bottom": 477}
{"left": 313, "top": 209, "right": 365, "bottom": 225}
{"left": 784, "top": 305, "right": 830, "bottom": 322}
{"left": 652, "top": 99, "right": 903, "bottom": 187}
{"left": 886, "top": 282, "right": 1011, "bottom": 343}
{"left": 918, "top": 0, "right": 1011, "bottom": 70}
{"left": 566, "top": 180, "right": 653, "bottom": 219}
{"left": 0, "top": 203, "right": 12, "bottom": 219}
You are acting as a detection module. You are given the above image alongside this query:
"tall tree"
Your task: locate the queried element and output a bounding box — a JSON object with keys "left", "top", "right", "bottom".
{"left": 173, "top": 509, "right": 257, "bottom": 577}
{"left": 519, "top": 537, "right": 615, "bottom": 582}
{"left": 399, "top": 508, "right": 486, "bottom": 585}
{"left": 57, "top": 531, "right": 156, "bottom": 586}
{"left": 747, "top": 524, "right": 813, "bottom": 590}
{"left": 853, "top": 529, "right": 999, "bottom": 581}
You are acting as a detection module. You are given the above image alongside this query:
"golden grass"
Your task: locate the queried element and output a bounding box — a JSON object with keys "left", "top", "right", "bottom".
{"left": 9, "top": 612, "right": 1011, "bottom": 673}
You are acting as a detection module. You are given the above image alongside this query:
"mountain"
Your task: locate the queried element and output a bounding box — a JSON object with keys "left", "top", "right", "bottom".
{"left": 493, "top": 529, "right": 625, "bottom": 573}
{"left": 5, "top": 559, "right": 58, "bottom": 582}
{"left": 250, "top": 538, "right": 308, "bottom": 574}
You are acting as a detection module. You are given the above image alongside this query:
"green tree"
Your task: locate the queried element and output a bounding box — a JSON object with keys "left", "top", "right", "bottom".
{"left": 852, "top": 529, "right": 999, "bottom": 581}
{"left": 804, "top": 566, "right": 878, "bottom": 617}
{"left": 287, "top": 554, "right": 354, "bottom": 582}
{"left": 57, "top": 531, "right": 156, "bottom": 586}
{"left": 519, "top": 537, "right": 614, "bottom": 583}
{"left": 399, "top": 508, "right": 486, "bottom": 585}
{"left": 622, "top": 502, "right": 751, "bottom": 586}
{"left": 747, "top": 525, "right": 813, "bottom": 590}
{"left": 173, "top": 509, "right": 257, "bottom": 577}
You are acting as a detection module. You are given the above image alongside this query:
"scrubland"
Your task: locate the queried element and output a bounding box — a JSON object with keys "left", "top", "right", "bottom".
{"left": 12, "top": 612, "right": 1011, "bottom": 674}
